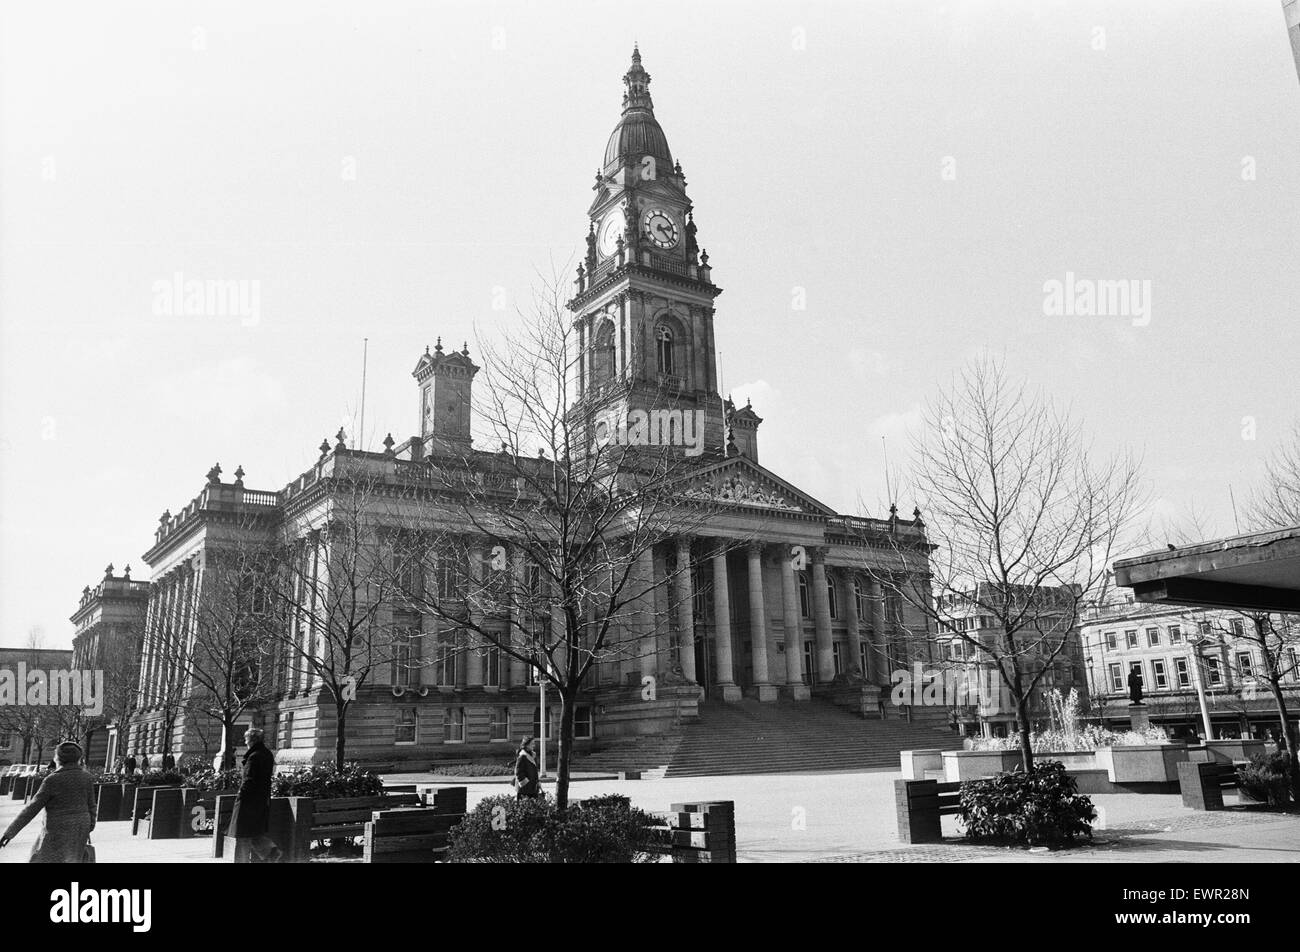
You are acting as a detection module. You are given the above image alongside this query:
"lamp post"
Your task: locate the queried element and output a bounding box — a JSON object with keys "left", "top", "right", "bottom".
{"left": 1187, "top": 634, "right": 1214, "bottom": 740}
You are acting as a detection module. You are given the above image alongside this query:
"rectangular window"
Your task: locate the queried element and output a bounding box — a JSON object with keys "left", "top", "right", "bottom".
{"left": 860, "top": 641, "right": 870, "bottom": 677}
{"left": 443, "top": 708, "right": 465, "bottom": 743}
{"left": 486, "top": 646, "right": 501, "bottom": 688}
{"left": 395, "top": 708, "right": 417, "bottom": 745}
{"left": 802, "top": 641, "right": 816, "bottom": 686}
{"left": 1152, "top": 659, "right": 1168, "bottom": 690}
{"left": 282, "top": 711, "right": 294, "bottom": 749}
{"left": 1203, "top": 656, "right": 1223, "bottom": 687}
{"left": 1288, "top": 648, "right": 1300, "bottom": 682}
{"left": 1169, "top": 625, "right": 1182, "bottom": 644}
{"left": 1198, "top": 621, "right": 1212, "bottom": 636}
{"left": 1146, "top": 627, "right": 1160, "bottom": 647}
{"left": 574, "top": 705, "right": 593, "bottom": 740}
{"left": 1125, "top": 630, "right": 1138, "bottom": 649}
{"left": 1236, "top": 652, "right": 1254, "bottom": 679}
{"left": 832, "top": 642, "right": 843, "bottom": 676}
{"left": 1174, "top": 657, "right": 1191, "bottom": 688}
{"left": 435, "top": 630, "right": 458, "bottom": 687}
{"left": 1108, "top": 662, "right": 1123, "bottom": 692}
{"left": 827, "top": 580, "right": 838, "bottom": 619}
{"left": 489, "top": 707, "right": 509, "bottom": 742}
{"left": 1105, "top": 631, "right": 1117, "bottom": 650}
{"left": 1230, "top": 618, "right": 1245, "bottom": 638}
{"left": 798, "top": 574, "right": 810, "bottom": 619}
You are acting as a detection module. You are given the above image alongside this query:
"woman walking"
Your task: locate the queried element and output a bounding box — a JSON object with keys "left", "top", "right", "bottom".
{"left": 0, "top": 741, "right": 96, "bottom": 862}
{"left": 514, "top": 736, "right": 540, "bottom": 800}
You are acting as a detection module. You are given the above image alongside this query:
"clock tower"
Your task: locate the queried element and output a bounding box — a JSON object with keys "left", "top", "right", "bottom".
{"left": 567, "top": 47, "right": 727, "bottom": 460}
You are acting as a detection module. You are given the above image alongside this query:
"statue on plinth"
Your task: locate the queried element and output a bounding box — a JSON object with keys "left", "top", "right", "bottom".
{"left": 1127, "top": 667, "right": 1145, "bottom": 705}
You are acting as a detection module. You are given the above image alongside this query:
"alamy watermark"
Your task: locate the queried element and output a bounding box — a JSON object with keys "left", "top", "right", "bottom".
{"left": 591, "top": 407, "right": 705, "bottom": 457}
{"left": 1042, "top": 271, "right": 1151, "bottom": 326}
{"left": 0, "top": 665, "right": 104, "bottom": 716}
{"left": 152, "top": 271, "right": 261, "bottom": 327}
{"left": 890, "top": 662, "right": 1012, "bottom": 715}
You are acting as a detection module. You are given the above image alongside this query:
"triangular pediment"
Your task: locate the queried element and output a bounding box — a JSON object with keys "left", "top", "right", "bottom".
{"left": 676, "top": 456, "right": 838, "bottom": 516}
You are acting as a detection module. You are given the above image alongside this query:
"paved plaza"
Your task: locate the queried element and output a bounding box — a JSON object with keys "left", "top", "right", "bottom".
{"left": 3, "top": 769, "right": 1296, "bottom": 864}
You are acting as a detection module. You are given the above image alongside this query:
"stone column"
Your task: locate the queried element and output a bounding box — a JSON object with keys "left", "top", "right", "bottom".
{"left": 710, "top": 543, "right": 741, "bottom": 702}
{"left": 466, "top": 544, "right": 484, "bottom": 686}
{"left": 869, "top": 576, "right": 887, "bottom": 684}
{"left": 842, "top": 569, "right": 863, "bottom": 678}
{"left": 638, "top": 546, "right": 657, "bottom": 679}
{"left": 811, "top": 548, "right": 835, "bottom": 683}
{"left": 508, "top": 548, "right": 528, "bottom": 688}
{"left": 747, "top": 542, "right": 776, "bottom": 701}
{"left": 675, "top": 537, "right": 697, "bottom": 683}
{"left": 779, "top": 549, "right": 809, "bottom": 700}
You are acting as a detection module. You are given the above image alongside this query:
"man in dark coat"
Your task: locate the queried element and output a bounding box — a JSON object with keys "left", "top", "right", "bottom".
{"left": 229, "top": 728, "right": 280, "bottom": 862}
{"left": 161, "top": 752, "right": 175, "bottom": 770}
{"left": 122, "top": 754, "right": 137, "bottom": 777}
{"left": 514, "top": 736, "right": 540, "bottom": 800}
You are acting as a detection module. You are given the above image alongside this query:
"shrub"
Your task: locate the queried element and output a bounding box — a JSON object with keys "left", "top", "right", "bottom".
{"left": 959, "top": 760, "right": 1096, "bottom": 848}
{"left": 446, "top": 794, "right": 662, "bottom": 863}
{"left": 181, "top": 766, "right": 243, "bottom": 792}
{"left": 138, "top": 768, "right": 186, "bottom": 787}
{"left": 271, "top": 762, "right": 383, "bottom": 799}
{"left": 428, "top": 761, "right": 514, "bottom": 777}
{"left": 1236, "top": 752, "right": 1293, "bottom": 807}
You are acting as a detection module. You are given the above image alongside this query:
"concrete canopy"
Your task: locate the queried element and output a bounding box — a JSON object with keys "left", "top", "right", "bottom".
{"left": 1113, "top": 526, "right": 1300, "bottom": 613}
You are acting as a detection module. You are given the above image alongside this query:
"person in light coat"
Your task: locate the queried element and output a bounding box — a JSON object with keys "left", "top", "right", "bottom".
{"left": 0, "top": 741, "right": 96, "bottom": 862}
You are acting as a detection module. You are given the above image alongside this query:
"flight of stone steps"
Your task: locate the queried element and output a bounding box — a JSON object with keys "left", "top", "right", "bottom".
{"left": 575, "top": 697, "right": 965, "bottom": 778}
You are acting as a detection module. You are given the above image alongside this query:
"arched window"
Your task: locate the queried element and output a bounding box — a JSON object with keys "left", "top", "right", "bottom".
{"left": 798, "top": 572, "right": 810, "bottom": 618}
{"left": 827, "top": 576, "right": 838, "bottom": 619}
{"left": 592, "top": 320, "right": 616, "bottom": 384}
{"left": 656, "top": 324, "right": 674, "bottom": 376}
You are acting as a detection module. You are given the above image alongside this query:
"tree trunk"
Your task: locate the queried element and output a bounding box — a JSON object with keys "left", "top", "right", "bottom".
{"left": 554, "top": 689, "right": 577, "bottom": 812}
{"left": 220, "top": 716, "right": 237, "bottom": 772}
{"left": 1266, "top": 676, "right": 1300, "bottom": 800}
{"left": 1016, "top": 693, "right": 1034, "bottom": 771}
{"left": 335, "top": 702, "right": 348, "bottom": 767}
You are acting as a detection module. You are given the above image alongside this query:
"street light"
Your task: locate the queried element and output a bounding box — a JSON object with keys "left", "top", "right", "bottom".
{"left": 1186, "top": 632, "right": 1216, "bottom": 740}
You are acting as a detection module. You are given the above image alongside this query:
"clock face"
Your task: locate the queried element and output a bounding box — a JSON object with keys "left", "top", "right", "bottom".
{"left": 643, "top": 208, "right": 679, "bottom": 249}
{"left": 598, "top": 213, "right": 623, "bottom": 258}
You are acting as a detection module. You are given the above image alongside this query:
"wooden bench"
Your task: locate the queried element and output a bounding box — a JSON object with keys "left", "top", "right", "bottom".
{"left": 1178, "top": 761, "right": 1242, "bottom": 811}
{"left": 363, "top": 807, "right": 465, "bottom": 863}
{"left": 895, "top": 779, "right": 962, "bottom": 844}
{"left": 307, "top": 793, "right": 422, "bottom": 844}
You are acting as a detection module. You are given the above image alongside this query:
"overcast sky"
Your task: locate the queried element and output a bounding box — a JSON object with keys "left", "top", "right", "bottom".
{"left": 2, "top": 0, "right": 1297, "bottom": 648}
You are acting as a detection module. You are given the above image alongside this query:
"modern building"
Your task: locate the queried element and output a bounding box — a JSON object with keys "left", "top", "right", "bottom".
{"left": 69, "top": 564, "right": 150, "bottom": 768}
{"left": 1081, "top": 596, "right": 1300, "bottom": 740}
{"left": 1110, "top": 526, "right": 1300, "bottom": 742}
{"left": 125, "top": 49, "right": 942, "bottom": 770}
{"left": 934, "top": 585, "right": 1087, "bottom": 738}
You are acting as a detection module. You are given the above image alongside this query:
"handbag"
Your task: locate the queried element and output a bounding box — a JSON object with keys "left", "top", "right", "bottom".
{"left": 82, "top": 837, "right": 96, "bottom": 864}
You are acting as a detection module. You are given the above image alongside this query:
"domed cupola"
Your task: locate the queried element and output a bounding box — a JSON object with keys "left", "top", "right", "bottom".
{"left": 603, "top": 46, "right": 673, "bottom": 169}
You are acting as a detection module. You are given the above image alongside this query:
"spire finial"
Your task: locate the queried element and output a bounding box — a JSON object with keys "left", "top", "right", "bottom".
{"left": 621, "top": 43, "right": 653, "bottom": 114}
{"left": 435, "top": 337, "right": 443, "bottom": 354}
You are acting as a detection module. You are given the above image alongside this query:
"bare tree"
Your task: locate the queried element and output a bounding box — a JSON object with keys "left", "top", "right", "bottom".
{"left": 1245, "top": 419, "right": 1300, "bottom": 530}
{"left": 386, "top": 279, "right": 722, "bottom": 810}
{"left": 263, "top": 475, "right": 396, "bottom": 768}
{"left": 174, "top": 539, "right": 281, "bottom": 770}
{"left": 867, "top": 357, "right": 1145, "bottom": 769}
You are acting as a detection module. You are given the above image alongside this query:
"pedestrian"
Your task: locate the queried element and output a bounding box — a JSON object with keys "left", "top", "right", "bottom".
{"left": 139, "top": 753, "right": 150, "bottom": 772}
{"left": 1275, "top": 729, "right": 1288, "bottom": 753}
{"left": 0, "top": 741, "right": 96, "bottom": 862}
{"left": 227, "top": 727, "right": 281, "bottom": 862}
{"left": 122, "top": 753, "right": 137, "bottom": 777}
{"left": 161, "top": 752, "right": 175, "bottom": 771}
{"left": 514, "top": 736, "right": 540, "bottom": 800}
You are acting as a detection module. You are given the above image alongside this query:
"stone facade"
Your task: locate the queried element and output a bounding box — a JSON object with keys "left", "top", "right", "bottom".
{"left": 123, "top": 50, "right": 936, "bottom": 770}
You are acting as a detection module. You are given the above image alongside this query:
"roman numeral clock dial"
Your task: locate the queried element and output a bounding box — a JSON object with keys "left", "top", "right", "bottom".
{"left": 643, "top": 208, "right": 679, "bottom": 249}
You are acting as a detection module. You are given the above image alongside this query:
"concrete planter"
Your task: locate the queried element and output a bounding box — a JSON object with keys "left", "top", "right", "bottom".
{"left": 900, "top": 749, "right": 944, "bottom": 780}
{"left": 1095, "top": 744, "right": 1187, "bottom": 784}
{"left": 1204, "top": 739, "right": 1265, "bottom": 763}
{"left": 942, "top": 749, "right": 1026, "bottom": 781}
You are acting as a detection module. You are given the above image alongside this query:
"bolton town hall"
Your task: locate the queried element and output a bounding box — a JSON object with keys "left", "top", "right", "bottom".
{"left": 102, "top": 50, "right": 953, "bottom": 772}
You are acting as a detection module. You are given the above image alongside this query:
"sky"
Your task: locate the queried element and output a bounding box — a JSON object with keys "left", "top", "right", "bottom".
{"left": 2, "top": 0, "right": 1297, "bottom": 648}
